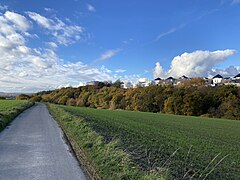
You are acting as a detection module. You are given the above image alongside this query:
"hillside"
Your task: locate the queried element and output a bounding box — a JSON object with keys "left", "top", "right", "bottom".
{"left": 36, "top": 83, "right": 240, "bottom": 120}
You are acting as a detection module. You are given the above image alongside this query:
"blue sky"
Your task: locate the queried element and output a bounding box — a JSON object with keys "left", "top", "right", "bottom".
{"left": 0, "top": 0, "right": 240, "bottom": 92}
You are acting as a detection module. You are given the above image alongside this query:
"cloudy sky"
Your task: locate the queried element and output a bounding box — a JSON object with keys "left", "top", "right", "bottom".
{"left": 0, "top": 0, "right": 240, "bottom": 92}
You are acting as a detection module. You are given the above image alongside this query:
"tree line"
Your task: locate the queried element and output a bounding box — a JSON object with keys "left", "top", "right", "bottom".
{"left": 19, "top": 79, "right": 240, "bottom": 120}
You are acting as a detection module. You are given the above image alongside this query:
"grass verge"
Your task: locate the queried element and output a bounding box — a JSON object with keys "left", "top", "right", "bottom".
{"left": 0, "top": 100, "right": 35, "bottom": 131}
{"left": 47, "top": 103, "right": 167, "bottom": 180}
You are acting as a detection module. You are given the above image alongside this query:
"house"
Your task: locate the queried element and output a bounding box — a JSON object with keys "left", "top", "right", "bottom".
{"left": 212, "top": 74, "right": 223, "bottom": 85}
{"left": 154, "top": 77, "right": 162, "bottom": 85}
{"left": 232, "top": 79, "right": 240, "bottom": 87}
{"left": 233, "top": 73, "right": 240, "bottom": 80}
{"left": 121, "top": 81, "right": 133, "bottom": 89}
{"left": 166, "top": 77, "right": 175, "bottom": 81}
{"left": 228, "top": 73, "right": 240, "bottom": 87}
{"left": 163, "top": 77, "right": 176, "bottom": 85}
{"left": 176, "top": 75, "right": 189, "bottom": 85}
{"left": 137, "top": 78, "right": 153, "bottom": 87}
{"left": 179, "top": 75, "right": 189, "bottom": 80}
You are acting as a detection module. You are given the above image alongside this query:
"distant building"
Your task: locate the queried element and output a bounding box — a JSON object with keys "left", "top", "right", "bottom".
{"left": 118, "top": 73, "right": 240, "bottom": 89}
{"left": 212, "top": 74, "right": 223, "bottom": 85}
{"left": 179, "top": 75, "right": 189, "bottom": 80}
{"left": 154, "top": 78, "right": 162, "bottom": 85}
{"left": 233, "top": 73, "right": 240, "bottom": 80}
{"left": 203, "top": 77, "right": 212, "bottom": 86}
{"left": 175, "top": 75, "right": 189, "bottom": 85}
{"left": 164, "top": 77, "right": 176, "bottom": 85}
{"left": 121, "top": 81, "right": 133, "bottom": 89}
{"left": 137, "top": 78, "right": 153, "bottom": 87}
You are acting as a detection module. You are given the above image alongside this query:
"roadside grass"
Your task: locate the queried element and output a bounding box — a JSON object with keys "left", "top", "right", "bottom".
{"left": 58, "top": 105, "right": 240, "bottom": 179}
{"left": 0, "top": 100, "right": 34, "bottom": 131}
{"left": 48, "top": 103, "right": 167, "bottom": 180}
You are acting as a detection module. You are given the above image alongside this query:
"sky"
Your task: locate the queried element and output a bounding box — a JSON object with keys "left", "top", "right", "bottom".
{"left": 0, "top": 0, "right": 240, "bottom": 92}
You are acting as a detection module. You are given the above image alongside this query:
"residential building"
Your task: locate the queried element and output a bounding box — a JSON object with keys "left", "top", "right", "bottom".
{"left": 121, "top": 81, "right": 133, "bottom": 89}
{"left": 233, "top": 73, "right": 240, "bottom": 80}
{"left": 154, "top": 78, "right": 162, "bottom": 85}
{"left": 212, "top": 74, "right": 223, "bottom": 85}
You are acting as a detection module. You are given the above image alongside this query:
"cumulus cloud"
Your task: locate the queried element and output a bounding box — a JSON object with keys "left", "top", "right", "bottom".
{"left": 0, "top": 10, "right": 116, "bottom": 93}
{"left": 87, "top": 4, "right": 96, "bottom": 12}
{"left": 153, "top": 62, "right": 165, "bottom": 78}
{"left": 153, "top": 50, "right": 237, "bottom": 78}
{"left": 26, "top": 11, "right": 83, "bottom": 45}
{"left": 213, "top": 66, "right": 240, "bottom": 76}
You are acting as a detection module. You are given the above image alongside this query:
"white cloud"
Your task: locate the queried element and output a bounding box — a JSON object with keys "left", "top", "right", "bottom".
{"left": 155, "top": 28, "right": 177, "bottom": 41}
{"left": 47, "top": 41, "right": 58, "bottom": 49}
{"left": 213, "top": 66, "right": 240, "bottom": 76}
{"left": 4, "top": 11, "right": 30, "bottom": 31}
{"left": 155, "top": 24, "right": 185, "bottom": 41}
{"left": 19, "top": 71, "right": 28, "bottom": 77}
{"left": 115, "top": 69, "right": 126, "bottom": 73}
{"left": 27, "top": 12, "right": 83, "bottom": 45}
{"left": 96, "top": 49, "right": 122, "bottom": 62}
{"left": 153, "top": 49, "right": 237, "bottom": 78}
{"left": 0, "top": 11, "right": 117, "bottom": 93}
{"left": 87, "top": 4, "right": 96, "bottom": 12}
{"left": 0, "top": 4, "right": 8, "bottom": 11}
{"left": 123, "top": 38, "right": 134, "bottom": 44}
{"left": 153, "top": 62, "right": 165, "bottom": 78}
{"left": 27, "top": 12, "right": 51, "bottom": 28}
{"left": 44, "top": 8, "right": 57, "bottom": 14}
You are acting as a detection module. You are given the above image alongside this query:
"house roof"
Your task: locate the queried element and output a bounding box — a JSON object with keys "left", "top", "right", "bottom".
{"left": 154, "top": 77, "right": 161, "bottom": 81}
{"left": 213, "top": 74, "right": 223, "bottom": 79}
{"left": 234, "top": 73, "right": 240, "bottom": 78}
{"left": 166, "top": 77, "right": 175, "bottom": 80}
{"left": 179, "top": 75, "right": 188, "bottom": 79}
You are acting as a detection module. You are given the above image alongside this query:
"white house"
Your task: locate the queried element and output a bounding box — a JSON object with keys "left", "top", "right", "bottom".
{"left": 233, "top": 73, "right": 240, "bottom": 80}
{"left": 212, "top": 74, "right": 223, "bottom": 85}
{"left": 121, "top": 81, "right": 133, "bottom": 89}
{"left": 137, "top": 78, "right": 153, "bottom": 87}
{"left": 179, "top": 75, "right": 189, "bottom": 80}
{"left": 154, "top": 77, "right": 161, "bottom": 85}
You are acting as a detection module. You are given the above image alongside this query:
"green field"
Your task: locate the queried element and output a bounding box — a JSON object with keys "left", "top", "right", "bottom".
{"left": 0, "top": 100, "right": 27, "bottom": 112}
{"left": 0, "top": 100, "right": 34, "bottom": 131}
{"left": 60, "top": 105, "right": 240, "bottom": 179}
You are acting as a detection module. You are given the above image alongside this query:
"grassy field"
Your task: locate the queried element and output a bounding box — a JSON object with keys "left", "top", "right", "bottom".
{"left": 0, "top": 100, "right": 34, "bottom": 131}
{"left": 48, "top": 104, "right": 166, "bottom": 180}
{"left": 58, "top": 105, "right": 240, "bottom": 179}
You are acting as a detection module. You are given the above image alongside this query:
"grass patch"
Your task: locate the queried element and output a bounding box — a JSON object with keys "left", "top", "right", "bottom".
{"left": 0, "top": 100, "right": 34, "bottom": 131}
{"left": 59, "top": 105, "right": 240, "bottom": 179}
{"left": 47, "top": 103, "right": 167, "bottom": 180}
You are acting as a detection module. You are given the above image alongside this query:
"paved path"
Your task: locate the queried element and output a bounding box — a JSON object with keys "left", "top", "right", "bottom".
{"left": 0, "top": 103, "right": 87, "bottom": 180}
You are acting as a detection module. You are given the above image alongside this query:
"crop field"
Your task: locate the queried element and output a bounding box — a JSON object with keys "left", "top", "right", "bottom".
{"left": 0, "top": 100, "right": 33, "bottom": 131}
{"left": 0, "top": 100, "right": 27, "bottom": 112}
{"left": 60, "top": 105, "right": 240, "bottom": 179}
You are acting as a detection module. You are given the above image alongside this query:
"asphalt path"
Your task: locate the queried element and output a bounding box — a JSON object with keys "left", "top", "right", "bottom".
{"left": 0, "top": 103, "right": 87, "bottom": 180}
